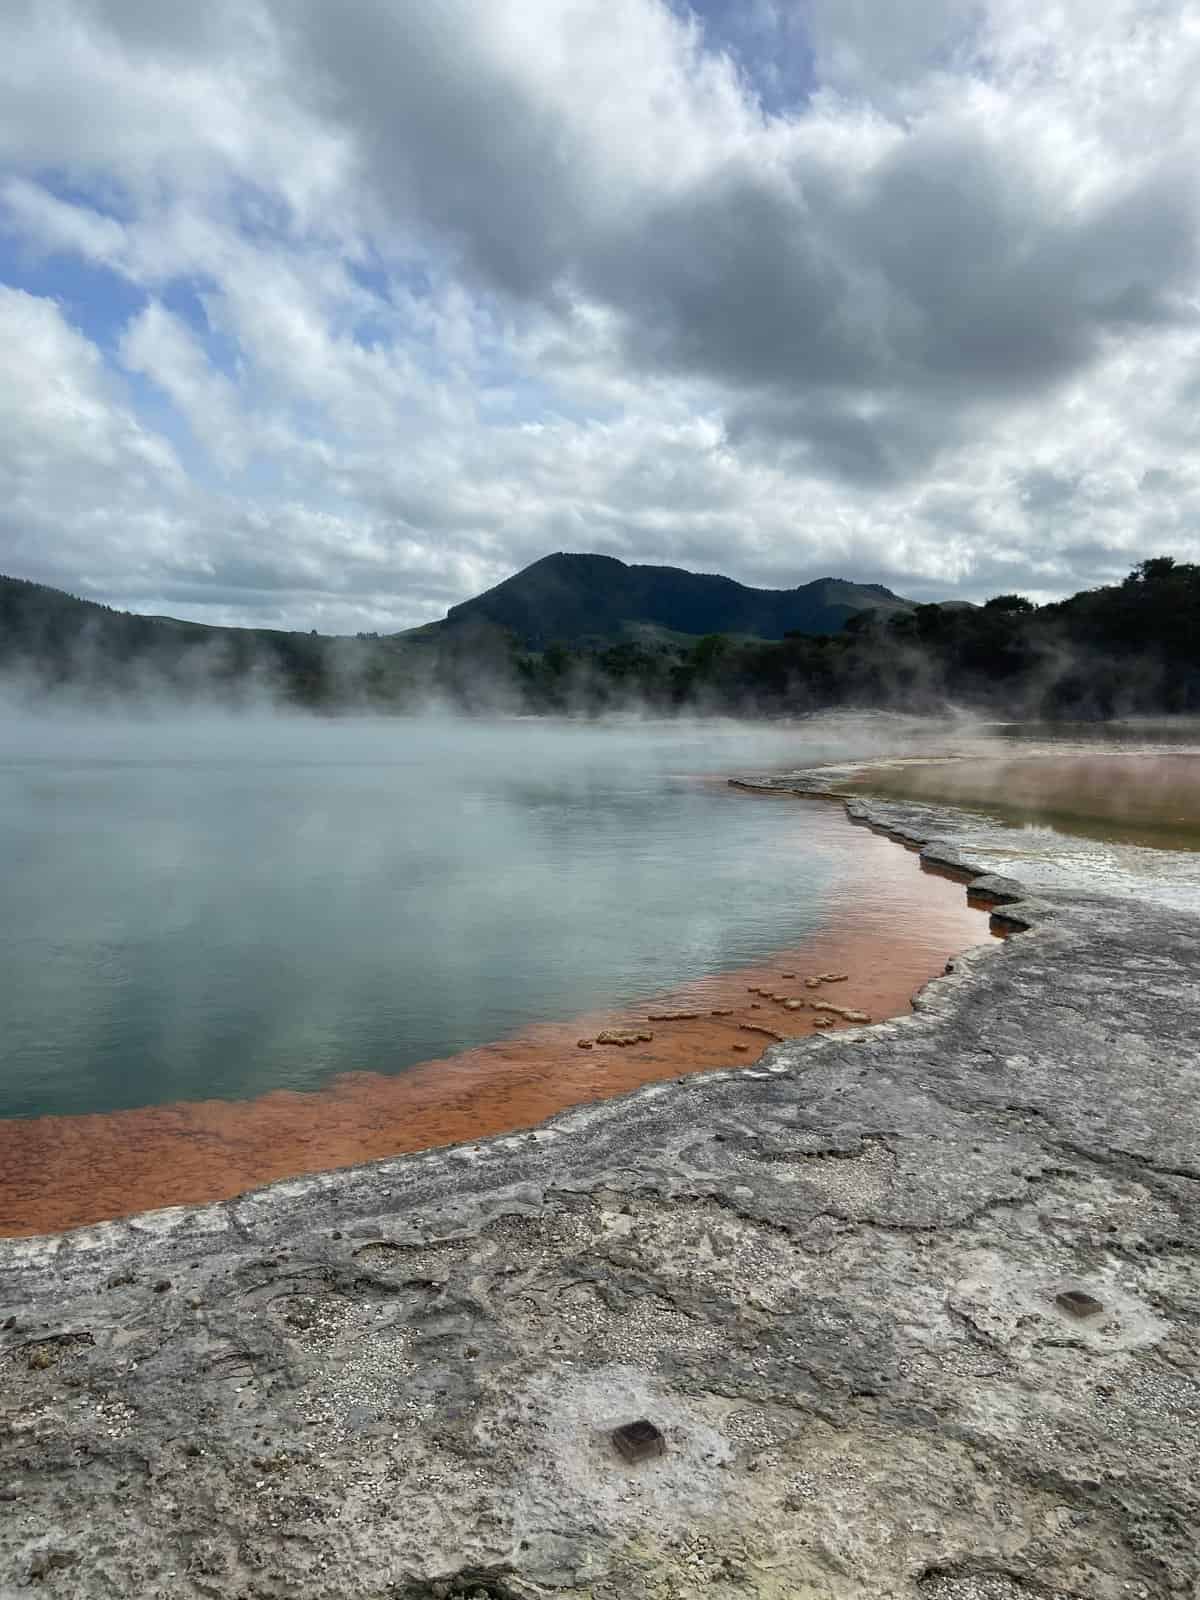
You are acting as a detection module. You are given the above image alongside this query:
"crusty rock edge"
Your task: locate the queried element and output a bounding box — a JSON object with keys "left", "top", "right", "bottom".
{"left": 2, "top": 784, "right": 1197, "bottom": 1600}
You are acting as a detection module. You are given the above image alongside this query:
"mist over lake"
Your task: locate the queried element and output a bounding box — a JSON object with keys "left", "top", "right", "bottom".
{"left": 0, "top": 711, "right": 942, "bottom": 1123}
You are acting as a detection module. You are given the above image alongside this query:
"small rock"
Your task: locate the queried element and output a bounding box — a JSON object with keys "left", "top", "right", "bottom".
{"left": 611, "top": 1418, "right": 666, "bottom": 1463}
{"left": 153, "top": 1280, "right": 172, "bottom": 1294}
{"left": 1057, "top": 1289, "right": 1104, "bottom": 1319}
{"left": 28, "top": 1550, "right": 77, "bottom": 1581}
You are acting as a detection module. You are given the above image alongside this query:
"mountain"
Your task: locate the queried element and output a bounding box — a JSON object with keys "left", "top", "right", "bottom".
{"left": 437, "top": 552, "right": 915, "bottom": 648}
{"left": 0, "top": 555, "right": 917, "bottom": 709}
{"left": 5, "top": 556, "right": 1199, "bottom": 720}
{"left": 0, "top": 573, "right": 413, "bottom": 706}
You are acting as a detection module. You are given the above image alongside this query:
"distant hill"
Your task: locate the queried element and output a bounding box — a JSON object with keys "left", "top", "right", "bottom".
{"left": 0, "top": 573, "right": 417, "bottom": 706}
{"left": 5, "top": 555, "right": 1199, "bottom": 719}
{"left": 0, "top": 555, "right": 920, "bottom": 710}
{"left": 435, "top": 552, "right": 916, "bottom": 648}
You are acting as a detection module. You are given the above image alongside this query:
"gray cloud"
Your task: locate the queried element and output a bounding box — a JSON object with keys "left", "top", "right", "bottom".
{"left": 265, "top": 0, "right": 1200, "bottom": 499}
{"left": 275, "top": 3, "right": 1200, "bottom": 399}
{"left": 1, "top": 0, "right": 1200, "bottom": 628}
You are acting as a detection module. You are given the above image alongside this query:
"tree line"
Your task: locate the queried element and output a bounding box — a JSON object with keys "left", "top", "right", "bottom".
{"left": 511, "top": 558, "right": 1200, "bottom": 720}
{"left": 4, "top": 557, "right": 1200, "bottom": 719}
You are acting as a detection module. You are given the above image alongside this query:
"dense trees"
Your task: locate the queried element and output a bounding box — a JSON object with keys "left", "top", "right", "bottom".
{"left": 510, "top": 558, "right": 1200, "bottom": 719}
{"left": 4, "top": 558, "right": 1200, "bottom": 719}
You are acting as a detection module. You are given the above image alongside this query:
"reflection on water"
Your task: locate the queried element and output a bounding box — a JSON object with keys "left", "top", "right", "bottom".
{"left": 0, "top": 835, "right": 990, "bottom": 1236}
{"left": 848, "top": 751, "right": 1200, "bottom": 852}
{"left": 983, "top": 719, "right": 1200, "bottom": 746}
{"left": 0, "top": 712, "right": 969, "bottom": 1124}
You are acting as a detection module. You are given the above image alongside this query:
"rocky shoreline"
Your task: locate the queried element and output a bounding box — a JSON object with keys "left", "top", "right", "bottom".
{"left": 2, "top": 786, "right": 1199, "bottom": 1599}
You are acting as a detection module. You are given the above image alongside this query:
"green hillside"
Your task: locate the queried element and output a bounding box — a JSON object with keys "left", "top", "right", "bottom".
{"left": 437, "top": 552, "right": 914, "bottom": 647}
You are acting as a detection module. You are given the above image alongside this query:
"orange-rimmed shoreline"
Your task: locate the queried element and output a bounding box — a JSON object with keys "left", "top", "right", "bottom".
{"left": 0, "top": 797, "right": 995, "bottom": 1238}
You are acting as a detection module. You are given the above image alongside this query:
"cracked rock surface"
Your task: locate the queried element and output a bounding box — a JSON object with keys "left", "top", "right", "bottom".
{"left": 2, "top": 791, "right": 1199, "bottom": 1599}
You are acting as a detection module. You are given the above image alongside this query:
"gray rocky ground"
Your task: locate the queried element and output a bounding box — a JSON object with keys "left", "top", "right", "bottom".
{"left": 2, "top": 788, "right": 1199, "bottom": 1600}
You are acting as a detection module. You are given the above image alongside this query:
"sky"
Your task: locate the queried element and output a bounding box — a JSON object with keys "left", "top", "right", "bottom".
{"left": 1, "top": 1, "right": 1199, "bottom": 634}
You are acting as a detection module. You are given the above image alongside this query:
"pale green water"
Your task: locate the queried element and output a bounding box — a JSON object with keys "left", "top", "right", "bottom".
{"left": 0, "top": 713, "right": 922, "bottom": 1122}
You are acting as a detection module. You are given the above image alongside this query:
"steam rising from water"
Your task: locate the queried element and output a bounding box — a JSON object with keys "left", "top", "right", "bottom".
{"left": 7, "top": 703, "right": 1198, "bottom": 1130}
{"left": 0, "top": 708, "right": 965, "bottom": 1123}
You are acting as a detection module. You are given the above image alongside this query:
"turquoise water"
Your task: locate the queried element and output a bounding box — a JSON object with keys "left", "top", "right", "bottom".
{"left": 0, "top": 714, "right": 913, "bottom": 1121}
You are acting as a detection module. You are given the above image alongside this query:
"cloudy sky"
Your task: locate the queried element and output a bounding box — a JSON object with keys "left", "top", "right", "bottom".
{"left": 2, "top": 0, "right": 1199, "bottom": 632}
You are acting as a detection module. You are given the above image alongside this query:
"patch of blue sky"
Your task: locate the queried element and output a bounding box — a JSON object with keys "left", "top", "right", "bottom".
{"left": 127, "top": 363, "right": 236, "bottom": 471}
{"left": 343, "top": 256, "right": 435, "bottom": 353}
{"left": 158, "top": 275, "right": 245, "bottom": 381}
{"left": 346, "top": 253, "right": 432, "bottom": 306}
{"left": 225, "top": 177, "right": 298, "bottom": 248}
{"left": 346, "top": 242, "right": 463, "bottom": 332}
{"left": 23, "top": 166, "right": 139, "bottom": 226}
{"left": 0, "top": 241, "right": 146, "bottom": 356}
{"left": 679, "top": 0, "right": 817, "bottom": 114}
{"left": 114, "top": 363, "right": 229, "bottom": 487}
{"left": 341, "top": 301, "right": 395, "bottom": 356}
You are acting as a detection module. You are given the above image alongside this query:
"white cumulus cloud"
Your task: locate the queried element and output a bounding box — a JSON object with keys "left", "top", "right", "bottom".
{"left": 0, "top": 0, "right": 1198, "bottom": 628}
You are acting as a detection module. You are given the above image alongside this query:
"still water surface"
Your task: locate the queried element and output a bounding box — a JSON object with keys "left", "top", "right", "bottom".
{"left": 1, "top": 713, "right": 931, "bottom": 1122}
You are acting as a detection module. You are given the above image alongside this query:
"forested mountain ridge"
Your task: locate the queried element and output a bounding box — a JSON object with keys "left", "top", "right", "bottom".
{"left": 3, "top": 555, "right": 1199, "bottom": 719}
{"left": 437, "top": 552, "right": 916, "bottom": 646}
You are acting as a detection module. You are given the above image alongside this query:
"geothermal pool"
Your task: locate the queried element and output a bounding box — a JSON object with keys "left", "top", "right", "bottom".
{"left": 846, "top": 749, "right": 1200, "bottom": 851}
{"left": 0, "top": 712, "right": 982, "bottom": 1123}
{"left": 0, "top": 712, "right": 992, "bottom": 1232}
